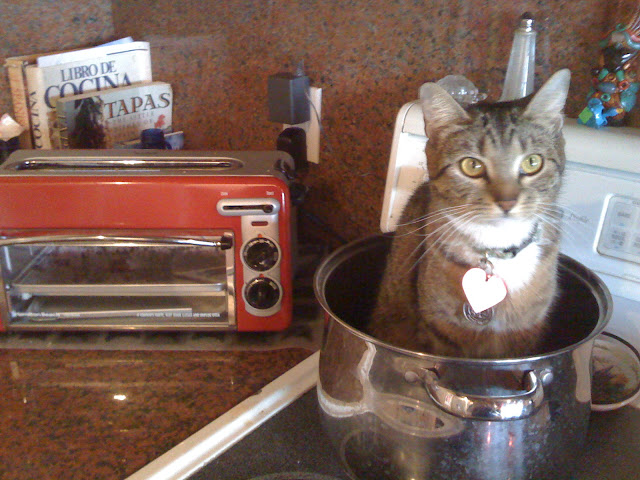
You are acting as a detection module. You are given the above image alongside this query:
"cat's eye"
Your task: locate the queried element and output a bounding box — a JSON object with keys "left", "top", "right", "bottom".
{"left": 459, "top": 157, "right": 486, "bottom": 178}
{"left": 520, "top": 154, "right": 544, "bottom": 175}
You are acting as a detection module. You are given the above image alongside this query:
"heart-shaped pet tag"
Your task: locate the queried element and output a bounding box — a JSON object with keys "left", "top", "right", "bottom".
{"left": 462, "top": 267, "right": 507, "bottom": 313}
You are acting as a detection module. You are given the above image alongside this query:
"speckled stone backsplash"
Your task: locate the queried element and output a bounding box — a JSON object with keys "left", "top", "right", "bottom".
{"left": 1, "top": 0, "right": 639, "bottom": 242}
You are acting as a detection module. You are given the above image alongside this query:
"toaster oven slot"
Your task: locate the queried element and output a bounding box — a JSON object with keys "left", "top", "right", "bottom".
{"left": 0, "top": 232, "right": 236, "bottom": 330}
{"left": 9, "top": 157, "right": 243, "bottom": 171}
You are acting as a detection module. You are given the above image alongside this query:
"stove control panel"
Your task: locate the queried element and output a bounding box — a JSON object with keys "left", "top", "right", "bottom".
{"left": 597, "top": 195, "right": 640, "bottom": 265}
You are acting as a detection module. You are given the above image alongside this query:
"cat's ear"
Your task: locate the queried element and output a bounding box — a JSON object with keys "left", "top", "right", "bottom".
{"left": 419, "top": 83, "right": 470, "bottom": 139}
{"left": 522, "top": 69, "right": 571, "bottom": 132}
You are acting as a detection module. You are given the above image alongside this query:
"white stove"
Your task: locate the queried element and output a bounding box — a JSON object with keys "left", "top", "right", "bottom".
{"left": 559, "top": 123, "right": 640, "bottom": 352}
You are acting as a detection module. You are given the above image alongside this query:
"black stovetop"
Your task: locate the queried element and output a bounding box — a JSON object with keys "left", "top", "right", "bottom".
{"left": 188, "top": 389, "right": 350, "bottom": 480}
{"left": 187, "top": 385, "right": 640, "bottom": 480}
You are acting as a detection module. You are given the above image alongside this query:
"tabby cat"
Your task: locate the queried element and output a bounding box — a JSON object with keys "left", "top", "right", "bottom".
{"left": 368, "top": 69, "right": 571, "bottom": 359}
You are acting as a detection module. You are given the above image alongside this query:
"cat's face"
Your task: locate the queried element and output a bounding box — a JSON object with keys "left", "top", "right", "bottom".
{"left": 420, "top": 70, "right": 571, "bottom": 249}
{"left": 427, "top": 105, "right": 566, "bottom": 246}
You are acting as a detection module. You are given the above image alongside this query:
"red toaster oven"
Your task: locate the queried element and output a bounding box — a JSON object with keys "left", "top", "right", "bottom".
{"left": 0, "top": 150, "right": 293, "bottom": 332}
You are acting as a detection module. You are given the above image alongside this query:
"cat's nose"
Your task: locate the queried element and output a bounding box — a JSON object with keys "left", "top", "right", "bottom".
{"left": 497, "top": 199, "right": 518, "bottom": 213}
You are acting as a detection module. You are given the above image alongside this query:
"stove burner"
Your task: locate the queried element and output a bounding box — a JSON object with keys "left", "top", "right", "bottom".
{"left": 250, "top": 473, "right": 343, "bottom": 480}
{"left": 340, "top": 429, "right": 400, "bottom": 480}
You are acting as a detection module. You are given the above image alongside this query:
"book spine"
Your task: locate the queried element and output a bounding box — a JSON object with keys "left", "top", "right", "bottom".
{"left": 5, "top": 60, "right": 33, "bottom": 148}
{"left": 25, "top": 65, "right": 51, "bottom": 149}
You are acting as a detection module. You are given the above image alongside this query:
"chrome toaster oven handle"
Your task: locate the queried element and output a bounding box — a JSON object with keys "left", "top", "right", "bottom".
{"left": 0, "top": 234, "right": 234, "bottom": 250}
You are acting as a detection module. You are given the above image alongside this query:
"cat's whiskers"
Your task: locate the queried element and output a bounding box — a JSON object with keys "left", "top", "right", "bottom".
{"left": 538, "top": 202, "right": 585, "bottom": 224}
{"left": 398, "top": 204, "right": 472, "bottom": 226}
{"left": 395, "top": 214, "right": 453, "bottom": 274}
{"left": 533, "top": 208, "right": 563, "bottom": 228}
{"left": 416, "top": 215, "right": 472, "bottom": 239}
{"left": 536, "top": 203, "right": 584, "bottom": 244}
{"left": 395, "top": 214, "right": 453, "bottom": 237}
{"left": 428, "top": 215, "right": 477, "bottom": 255}
{"left": 424, "top": 210, "right": 478, "bottom": 245}
{"left": 536, "top": 203, "right": 566, "bottom": 220}
{"left": 399, "top": 220, "right": 458, "bottom": 272}
{"left": 401, "top": 211, "right": 478, "bottom": 275}
{"left": 397, "top": 205, "right": 471, "bottom": 228}
{"left": 395, "top": 205, "right": 472, "bottom": 238}
{"left": 531, "top": 214, "right": 561, "bottom": 246}
{"left": 413, "top": 213, "right": 484, "bottom": 271}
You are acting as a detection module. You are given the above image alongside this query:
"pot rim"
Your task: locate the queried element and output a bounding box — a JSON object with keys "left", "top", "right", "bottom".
{"left": 314, "top": 234, "right": 613, "bottom": 366}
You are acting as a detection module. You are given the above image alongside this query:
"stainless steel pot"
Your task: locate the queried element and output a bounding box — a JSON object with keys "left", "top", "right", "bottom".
{"left": 314, "top": 235, "right": 611, "bottom": 480}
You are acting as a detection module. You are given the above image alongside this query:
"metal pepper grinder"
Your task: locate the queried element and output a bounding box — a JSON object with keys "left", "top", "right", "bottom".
{"left": 499, "top": 13, "right": 537, "bottom": 102}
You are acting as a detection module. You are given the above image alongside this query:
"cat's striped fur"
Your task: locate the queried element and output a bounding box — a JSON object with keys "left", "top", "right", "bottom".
{"left": 368, "top": 70, "right": 571, "bottom": 358}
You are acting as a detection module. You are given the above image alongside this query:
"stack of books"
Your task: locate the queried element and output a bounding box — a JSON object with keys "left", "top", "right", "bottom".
{"left": 4, "top": 38, "right": 174, "bottom": 149}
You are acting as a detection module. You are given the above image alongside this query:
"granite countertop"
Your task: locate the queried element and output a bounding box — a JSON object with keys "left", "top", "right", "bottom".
{"left": 0, "top": 345, "right": 314, "bottom": 480}
{"left": 0, "top": 242, "right": 326, "bottom": 480}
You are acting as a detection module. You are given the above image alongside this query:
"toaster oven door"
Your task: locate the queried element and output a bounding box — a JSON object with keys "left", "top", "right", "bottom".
{"left": 0, "top": 231, "right": 235, "bottom": 330}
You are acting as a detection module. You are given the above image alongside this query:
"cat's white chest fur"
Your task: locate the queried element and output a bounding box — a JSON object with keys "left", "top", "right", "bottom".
{"left": 490, "top": 243, "right": 542, "bottom": 293}
{"left": 464, "top": 218, "right": 542, "bottom": 293}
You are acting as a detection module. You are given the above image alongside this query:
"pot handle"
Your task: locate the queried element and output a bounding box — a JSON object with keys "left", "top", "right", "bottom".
{"left": 422, "top": 369, "right": 544, "bottom": 421}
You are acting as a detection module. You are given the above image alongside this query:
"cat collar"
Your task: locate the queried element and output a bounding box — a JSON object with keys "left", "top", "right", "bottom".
{"left": 480, "top": 222, "right": 541, "bottom": 260}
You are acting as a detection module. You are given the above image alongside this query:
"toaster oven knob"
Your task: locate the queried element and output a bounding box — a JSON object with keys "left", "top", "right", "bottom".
{"left": 245, "top": 277, "right": 281, "bottom": 310}
{"left": 243, "top": 237, "right": 279, "bottom": 271}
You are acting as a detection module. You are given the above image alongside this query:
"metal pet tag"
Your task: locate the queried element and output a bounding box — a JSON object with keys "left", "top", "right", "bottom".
{"left": 463, "top": 302, "right": 494, "bottom": 325}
